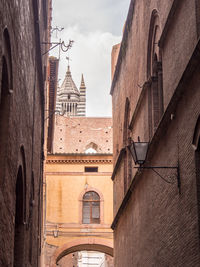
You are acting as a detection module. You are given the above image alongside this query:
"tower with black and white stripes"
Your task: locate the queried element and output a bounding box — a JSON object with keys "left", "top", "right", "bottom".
{"left": 56, "top": 65, "right": 86, "bottom": 117}
{"left": 77, "top": 74, "right": 86, "bottom": 116}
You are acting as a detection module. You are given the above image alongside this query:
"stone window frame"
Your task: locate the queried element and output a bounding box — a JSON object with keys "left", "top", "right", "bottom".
{"left": 78, "top": 186, "right": 104, "bottom": 225}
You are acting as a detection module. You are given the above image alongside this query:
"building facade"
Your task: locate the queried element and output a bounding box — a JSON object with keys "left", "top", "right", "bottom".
{"left": 0, "top": 0, "right": 51, "bottom": 266}
{"left": 44, "top": 116, "right": 113, "bottom": 267}
{"left": 111, "top": 0, "right": 200, "bottom": 266}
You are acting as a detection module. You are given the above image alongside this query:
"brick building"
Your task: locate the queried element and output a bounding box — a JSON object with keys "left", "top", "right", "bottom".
{"left": 111, "top": 0, "right": 200, "bottom": 266}
{"left": 0, "top": 0, "right": 51, "bottom": 266}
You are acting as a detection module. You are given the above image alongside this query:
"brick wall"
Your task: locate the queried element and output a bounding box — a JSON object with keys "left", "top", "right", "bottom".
{"left": 53, "top": 116, "right": 113, "bottom": 154}
{"left": 0, "top": 0, "right": 50, "bottom": 266}
{"left": 111, "top": 0, "right": 200, "bottom": 266}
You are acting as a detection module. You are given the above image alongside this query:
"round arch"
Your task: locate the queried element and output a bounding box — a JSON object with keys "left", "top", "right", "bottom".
{"left": 78, "top": 186, "right": 104, "bottom": 202}
{"left": 50, "top": 238, "right": 113, "bottom": 267}
{"left": 78, "top": 186, "right": 104, "bottom": 224}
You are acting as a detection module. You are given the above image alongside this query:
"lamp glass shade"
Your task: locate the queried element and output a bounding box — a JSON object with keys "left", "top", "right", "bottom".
{"left": 134, "top": 142, "right": 149, "bottom": 164}
{"left": 129, "top": 143, "right": 137, "bottom": 164}
{"left": 129, "top": 141, "right": 149, "bottom": 165}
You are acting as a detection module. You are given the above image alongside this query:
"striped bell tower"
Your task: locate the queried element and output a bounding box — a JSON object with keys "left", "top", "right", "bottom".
{"left": 56, "top": 65, "right": 86, "bottom": 117}
{"left": 77, "top": 74, "right": 86, "bottom": 116}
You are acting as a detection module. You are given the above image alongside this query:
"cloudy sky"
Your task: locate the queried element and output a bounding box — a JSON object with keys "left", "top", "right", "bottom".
{"left": 51, "top": 0, "right": 130, "bottom": 117}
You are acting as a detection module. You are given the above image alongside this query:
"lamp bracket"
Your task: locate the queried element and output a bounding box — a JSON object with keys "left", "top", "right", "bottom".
{"left": 41, "top": 39, "right": 74, "bottom": 56}
{"left": 45, "top": 109, "right": 66, "bottom": 121}
{"left": 134, "top": 166, "right": 180, "bottom": 193}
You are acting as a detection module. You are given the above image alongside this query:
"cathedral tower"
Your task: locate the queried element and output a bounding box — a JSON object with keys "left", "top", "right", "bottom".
{"left": 56, "top": 65, "right": 86, "bottom": 117}
{"left": 77, "top": 74, "right": 86, "bottom": 116}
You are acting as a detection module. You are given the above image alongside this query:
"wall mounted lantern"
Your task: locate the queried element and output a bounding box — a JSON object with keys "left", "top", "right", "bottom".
{"left": 128, "top": 137, "right": 181, "bottom": 193}
{"left": 53, "top": 229, "right": 59, "bottom": 238}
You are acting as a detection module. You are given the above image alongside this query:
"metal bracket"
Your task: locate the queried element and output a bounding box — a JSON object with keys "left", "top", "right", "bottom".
{"left": 134, "top": 165, "right": 181, "bottom": 193}
{"left": 41, "top": 39, "right": 74, "bottom": 56}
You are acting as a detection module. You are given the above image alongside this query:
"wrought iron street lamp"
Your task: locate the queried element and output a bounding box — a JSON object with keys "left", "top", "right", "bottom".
{"left": 128, "top": 137, "right": 181, "bottom": 193}
{"left": 128, "top": 139, "right": 149, "bottom": 166}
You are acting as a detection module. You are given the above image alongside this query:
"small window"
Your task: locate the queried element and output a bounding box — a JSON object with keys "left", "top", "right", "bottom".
{"left": 82, "top": 191, "right": 100, "bottom": 224}
{"left": 84, "top": 167, "right": 98, "bottom": 172}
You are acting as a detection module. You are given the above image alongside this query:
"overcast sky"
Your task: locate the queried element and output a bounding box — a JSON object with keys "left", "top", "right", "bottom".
{"left": 51, "top": 0, "right": 130, "bottom": 117}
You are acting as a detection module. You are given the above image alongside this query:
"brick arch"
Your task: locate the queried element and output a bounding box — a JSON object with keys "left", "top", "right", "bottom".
{"left": 50, "top": 238, "right": 113, "bottom": 267}
{"left": 147, "top": 9, "right": 161, "bottom": 78}
{"left": 78, "top": 186, "right": 104, "bottom": 224}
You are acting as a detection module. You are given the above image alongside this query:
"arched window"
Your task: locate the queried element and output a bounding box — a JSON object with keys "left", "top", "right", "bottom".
{"left": 0, "top": 29, "right": 12, "bottom": 184}
{"left": 85, "top": 142, "right": 98, "bottom": 154}
{"left": 147, "top": 10, "right": 163, "bottom": 138}
{"left": 82, "top": 191, "right": 100, "bottom": 224}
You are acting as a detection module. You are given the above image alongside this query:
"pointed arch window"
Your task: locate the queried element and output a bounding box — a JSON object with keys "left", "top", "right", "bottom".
{"left": 147, "top": 10, "right": 164, "bottom": 138}
{"left": 0, "top": 29, "right": 12, "bottom": 183}
{"left": 82, "top": 191, "right": 100, "bottom": 224}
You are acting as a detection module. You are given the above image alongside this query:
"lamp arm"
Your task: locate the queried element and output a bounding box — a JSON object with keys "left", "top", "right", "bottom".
{"left": 151, "top": 168, "right": 175, "bottom": 184}
{"left": 134, "top": 165, "right": 180, "bottom": 193}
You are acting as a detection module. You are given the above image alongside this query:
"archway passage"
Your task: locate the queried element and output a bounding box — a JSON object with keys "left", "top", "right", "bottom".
{"left": 58, "top": 251, "right": 113, "bottom": 267}
{"left": 50, "top": 238, "right": 113, "bottom": 267}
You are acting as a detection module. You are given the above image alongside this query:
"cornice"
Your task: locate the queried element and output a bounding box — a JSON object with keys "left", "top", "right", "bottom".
{"left": 46, "top": 159, "right": 113, "bottom": 164}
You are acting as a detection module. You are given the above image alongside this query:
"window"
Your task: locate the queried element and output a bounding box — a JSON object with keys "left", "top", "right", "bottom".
{"left": 147, "top": 10, "right": 163, "bottom": 138}
{"left": 85, "top": 167, "right": 98, "bottom": 172}
{"left": 0, "top": 29, "right": 12, "bottom": 183}
{"left": 85, "top": 142, "right": 98, "bottom": 153}
{"left": 82, "top": 191, "right": 100, "bottom": 224}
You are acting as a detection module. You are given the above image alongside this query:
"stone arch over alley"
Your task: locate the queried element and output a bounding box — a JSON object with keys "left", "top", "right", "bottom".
{"left": 50, "top": 238, "right": 113, "bottom": 267}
